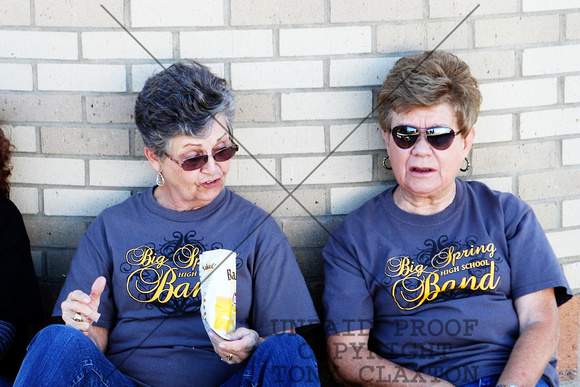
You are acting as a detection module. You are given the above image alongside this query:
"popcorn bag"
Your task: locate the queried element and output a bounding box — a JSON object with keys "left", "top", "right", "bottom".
{"left": 199, "top": 249, "right": 237, "bottom": 339}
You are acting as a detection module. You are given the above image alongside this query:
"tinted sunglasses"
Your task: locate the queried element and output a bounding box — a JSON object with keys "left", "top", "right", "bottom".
{"left": 390, "top": 126, "right": 460, "bottom": 151}
{"left": 166, "top": 140, "right": 239, "bottom": 171}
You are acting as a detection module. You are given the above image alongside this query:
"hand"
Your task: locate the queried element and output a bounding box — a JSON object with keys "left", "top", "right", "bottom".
{"left": 208, "top": 327, "right": 261, "bottom": 364}
{"left": 60, "top": 276, "right": 106, "bottom": 334}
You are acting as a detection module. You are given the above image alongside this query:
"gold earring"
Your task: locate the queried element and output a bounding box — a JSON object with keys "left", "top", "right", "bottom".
{"left": 460, "top": 157, "right": 470, "bottom": 172}
{"left": 382, "top": 156, "right": 392, "bottom": 170}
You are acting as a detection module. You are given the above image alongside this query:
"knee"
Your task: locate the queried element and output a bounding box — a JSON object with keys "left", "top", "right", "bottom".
{"left": 258, "top": 333, "right": 316, "bottom": 361}
{"left": 28, "top": 324, "right": 89, "bottom": 354}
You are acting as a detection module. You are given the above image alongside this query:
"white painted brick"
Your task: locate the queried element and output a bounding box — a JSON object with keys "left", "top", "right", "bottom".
{"left": 330, "top": 185, "right": 387, "bottom": 215}
{"left": 44, "top": 189, "right": 130, "bottom": 216}
{"left": 377, "top": 24, "right": 425, "bottom": 53}
{"left": 562, "top": 261, "right": 580, "bottom": 290}
{"left": 0, "top": 31, "right": 77, "bottom": 59}
{"left": 280, "top": 27, "right": 371, "bottom": 56}
{"left": 231, "top": 61, "right": 323, "bottom": 90}
{"left": 426, "top": 21, "right": 470, "bottom": 50}
{"left": 523, "top": 45, "right": 580, "bottom": 76}
{"left": 36, "top": 0, "right": 123, "bottom": 27}
{"left": 330, "top": 57, "right": 398, "bottom": 87}
{"left": 479, "top": 78, "right": 557, "bottom": 111}
{"left": 235, "top": 126, "right": 325, "bottom": 156}
{"left": 563, "top": 138, "right": 580, "bottom": 166}
{"left": 281, "top": 91, "right": 372, "bottom": 121}
{"left": 547, "top": 229, "right": 580, "bottom": 259}
{"left": 473, "top": 114, "right": 513, "bottom": 144}
{"left": 231, "top": 0, "right": 324, "bottom": 25}
{"left": 456, "top": 51, "right": 516, "bottom": 80}
{"left": 429, "top": 0, "right": 517, "bottom": 18}
{"left": 281, "top": 155, "right": 372, "bottom": 185}
{"left": 180, "top": 30, "right": 272, "bottom": 59}
{"left": 0, "top": 125, "right": 36, "bottom": 153}
{"left": 563, "top": 199, "right": 580, "bottom": 227}
{"left": 0, "top": 0, "right": 30, "bottom": 26}
{"left": 227, "top": 159, "right": 276, "bottom": 186}
{"left": 530, "top": 202, "right": 558, "bottom": 230}
{"left": 131, "top": 0, "right": 223, "bottom": 27}
{"left": 475, "top": 16, "right": 559, "bottom": 48}
{"left": 329, "top": 123, "right": 384, "bottom": 152}
{"left": 82, "top": 32, "right": 172, "bottom": 59}
{"left": 566, "top": 13, "right": 580, "bottom": 40}
{"left": 11, "top": 157, "right": 85, "bottom": 185}
{"left": 0, "top": 64, "right": 32, "bottom": 91}
{"left": 41, "top": 127, "right": 130, "bottom": 156}
{"left": 331, "top": 0, "right": 423, "bottom": 22}
{"left": 9, "top": 187, "right": 39, "bottom": 215}
{"left": 523, "top": 0, "right": 580, "bottom": 12}
{"left": 520, "top": 107, "right": 580, "bottom": 139}
{"left": 38, "top": 64, "right": 126, "bottom": 92}
{"left": 90, "top": 160, "right": 155, "bottom": 187}
{"left": 132, "top": 63, "right": 223, "bottom": 92}
{"left": 565, "top": 76, "right": 580, "bottom": 103}
{"left": 472, "top": 177, "right": 513, "bottom": 193}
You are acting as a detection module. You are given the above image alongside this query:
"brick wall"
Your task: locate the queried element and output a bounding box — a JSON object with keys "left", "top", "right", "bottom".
{"left": 1, "top": 0, "right": 579, "bottom": 383}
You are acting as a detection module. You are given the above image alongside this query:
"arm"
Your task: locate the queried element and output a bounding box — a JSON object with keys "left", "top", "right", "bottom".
{"left": 327, "top": 329, "right": 454, "bottom": 387}
{"left": 60, "top": 276, "right": 109, "bottom": 352}
{"left": 497, "top": 288, "right": 559, "bottom": 386}
{"left": 0, "top": 320, "right": 16, "bottom": 360}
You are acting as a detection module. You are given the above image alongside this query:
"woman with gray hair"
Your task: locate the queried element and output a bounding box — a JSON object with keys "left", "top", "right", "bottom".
{"left": 16, "top": 60, "right": 320, "bottom": 387}
{"left": 323, "top": 51, "right": 571, "bottom": 387}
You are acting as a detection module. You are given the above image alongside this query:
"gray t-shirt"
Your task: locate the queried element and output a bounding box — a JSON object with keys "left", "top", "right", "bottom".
{"left": 54, "top": 187, "right": 319, "bottom": 387}
{"left": 323, "top": 179, "right": 571, "bottom": 386}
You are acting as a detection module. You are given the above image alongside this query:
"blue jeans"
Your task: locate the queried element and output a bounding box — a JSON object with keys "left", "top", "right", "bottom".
{"left": 14, "top": 325, "right": 320, "bottom": 386}
{"left": 14, "top": 325, "right": 135, "bottom": 387}
{"left": 459, "top": 374, "right": 550, "bottom": 387}
{"left": 222, "top": 333, "right": 319, "bottom": 386}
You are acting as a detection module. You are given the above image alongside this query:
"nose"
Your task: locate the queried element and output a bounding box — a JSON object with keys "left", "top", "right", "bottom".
{"left": 200, "top": 154, "right": 221, "bottom": 174}
{"left": 411, "top": 132, "right": 433, "bottom": 155}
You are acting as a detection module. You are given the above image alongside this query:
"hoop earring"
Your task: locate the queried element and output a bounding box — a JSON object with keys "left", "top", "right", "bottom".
{"left": 460, "top": 157, "right": 470, "bottom": 172}
{"left": 382, "top": 156, "right": 392, "bottom": 170}
{"left": 156, "top": 171, "right": 165, "bottom": 186}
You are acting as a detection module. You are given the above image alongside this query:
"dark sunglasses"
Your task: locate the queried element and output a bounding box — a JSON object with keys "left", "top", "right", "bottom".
{"left": 390, "top": 125, "right": 460, "bottom": 151}
{"left": 166, "top": 141, "right": 239, "bottom": 171}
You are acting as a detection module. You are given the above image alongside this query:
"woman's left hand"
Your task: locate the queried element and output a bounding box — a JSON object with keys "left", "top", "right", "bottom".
{"left": 209, "top": 327, "right": 262, "bottom": 364}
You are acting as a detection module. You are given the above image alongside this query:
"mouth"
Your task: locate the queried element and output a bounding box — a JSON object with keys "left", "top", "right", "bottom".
{"left": 410, "top": 167, "right": 435, "bottom": 173}
{"left": 201, "top": 177, "right": 222, "bottom": 187}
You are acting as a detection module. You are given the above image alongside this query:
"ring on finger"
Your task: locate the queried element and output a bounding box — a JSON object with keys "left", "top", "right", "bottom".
{"left": 72, "top": 313, "right": 83, "bottom": 322}
{"left": 226, "top": 354, "right": 233, "bottom": 362}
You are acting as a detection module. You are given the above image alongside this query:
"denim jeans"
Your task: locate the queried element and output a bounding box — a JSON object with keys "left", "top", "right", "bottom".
{"left": 222, "top": 332, "right": 320, "bottom": 387}
{"left": 14, "top": 325, "right": 320, "bottom": 386}
{"left": 459, "top": 374, "right": 551, "bottom": 387}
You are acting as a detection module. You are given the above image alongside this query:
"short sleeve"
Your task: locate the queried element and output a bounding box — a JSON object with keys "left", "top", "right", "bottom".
{"left": 52, "top": 216, "right": 116, "bottom": 328}
{"left": 504, "top": 198, "right": 572, "bottom": 306}
{"left": 322, "top": 226, "right": 375, "bottom": 337}
{"left": 249, "top": 220, "right": 319, "bottom": 336}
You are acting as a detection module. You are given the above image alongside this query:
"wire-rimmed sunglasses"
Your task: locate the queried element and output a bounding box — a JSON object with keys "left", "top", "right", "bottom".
{"left": 390, "top": 125, "right": 460, "bottom": 151}
{"left": 165, "top": 139, "right": 239, "bottom": 171}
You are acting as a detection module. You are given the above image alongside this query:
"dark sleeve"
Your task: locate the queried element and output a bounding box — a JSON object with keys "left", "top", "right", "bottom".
{"left": 322, "top": 223, "right": 375, "bottom": 337}
{"left": 0, "top": 198, "right": 42, "bottom": 323}
{"left": 250, "top": 219, "right": 319, "bottom": 336}
{"left": 0, "top": 320, "right": 15, "bottom": 360}
{"left": 503, "top": 195, "right": 572, "bottom": 306}
{"left": 51, "top": 215, "right": 116, "bottom": 329}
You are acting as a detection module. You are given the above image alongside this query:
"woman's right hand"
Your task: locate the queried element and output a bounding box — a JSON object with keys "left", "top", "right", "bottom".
{"left": 60, "top": 276, "right": 106, "bottom": 334}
